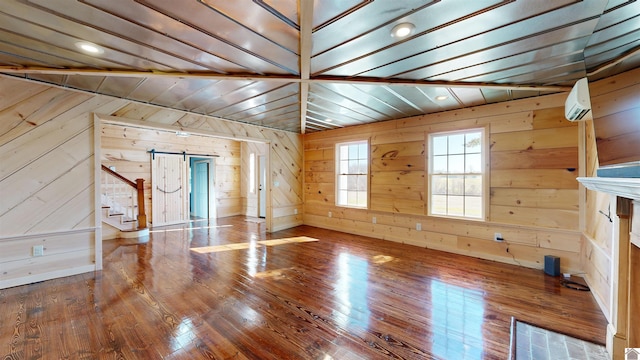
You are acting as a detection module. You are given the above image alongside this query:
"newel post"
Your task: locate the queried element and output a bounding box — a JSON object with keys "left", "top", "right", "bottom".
{"left": 136, "top": 178, "right": 147, "bottom": 229}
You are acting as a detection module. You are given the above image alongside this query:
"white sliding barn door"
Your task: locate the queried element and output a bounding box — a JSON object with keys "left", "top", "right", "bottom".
{"left": 152, "top": 154, "right": 188, "bottom": 226}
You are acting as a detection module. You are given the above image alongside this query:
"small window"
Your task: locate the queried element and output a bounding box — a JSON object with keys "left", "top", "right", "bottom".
{"left": 336, "top": 140, "right": 368, "bottom": 208}
{"left": 428, "top": 129, "right": 485, "bottom": 219}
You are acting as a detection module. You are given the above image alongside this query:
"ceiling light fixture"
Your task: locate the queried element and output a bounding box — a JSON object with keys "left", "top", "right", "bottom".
{"left": 391, "top": 22, "right": 415, "bottom": 38}
{"left": 75, "top": 41, "right": 104, "bottom": 55}
{"left": 175, "top": 131, "right": 190, "bottom": 137}
{"left": 435, "top": 95, "right": 449, "bottom": 101}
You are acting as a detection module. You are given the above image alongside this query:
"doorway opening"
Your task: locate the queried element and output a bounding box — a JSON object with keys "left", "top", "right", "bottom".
{"left": 189, "top": 157, "right": 216, "bottom": 221}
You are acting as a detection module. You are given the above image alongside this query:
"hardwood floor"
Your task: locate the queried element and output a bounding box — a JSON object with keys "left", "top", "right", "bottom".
{"left": 1, "top": 216, "right": 607, "bottom": 359}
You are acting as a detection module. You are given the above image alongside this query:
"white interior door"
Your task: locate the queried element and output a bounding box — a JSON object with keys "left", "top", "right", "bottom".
{"left": 190, "top": 157, "right": 216, "bottom": 220}
{"left": 151, "top": 154, "right": 188, "bottom": 226}
{"left": 192, "top": 159, "right": 209, "bottom": 219}
{"left": 258, "top": 155, "right": 266, "bottom": 218}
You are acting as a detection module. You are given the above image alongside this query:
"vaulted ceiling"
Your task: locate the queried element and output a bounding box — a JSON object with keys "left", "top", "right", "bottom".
{"left": 1, "top": 0, "right": 638, "bottom": 133}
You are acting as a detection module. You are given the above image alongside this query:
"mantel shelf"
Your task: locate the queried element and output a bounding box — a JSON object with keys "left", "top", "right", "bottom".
{"left": 577, "top": 177, "right": 640, "bottom": 200}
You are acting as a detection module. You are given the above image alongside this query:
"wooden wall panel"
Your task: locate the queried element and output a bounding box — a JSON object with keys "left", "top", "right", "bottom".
{"left": 0, "top": 76, "right": 128, "bottom": 289}
{"left": 491, "top": 188, "right": 578, "bottom": 210}
{"left": 370, "top": 138, "right": 425, "bottom": 215}
{"left": 304, "top": 93, "right": 582, "bottom": 273}
{"left": 0, "top": 232, "right": 96, "bottom": 289}
{"left": 491, "top": 148, "right": 578, "bottom": 169}
{"left": 591, "top": 73, "right": 640, "bottom": 167}
{"left": 594, "top": 107, "right": 640, "bottom": 166}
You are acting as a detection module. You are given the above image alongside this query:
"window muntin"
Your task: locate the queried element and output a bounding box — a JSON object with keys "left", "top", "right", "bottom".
{"left": 429, "top": 130, "right": 484, "bottom": 219}
{"left": 336, "top": 141, "right": 368, "bottom": 208}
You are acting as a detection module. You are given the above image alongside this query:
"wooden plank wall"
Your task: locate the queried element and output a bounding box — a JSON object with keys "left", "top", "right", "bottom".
{"left": 582, "top": 67, "right": 640, "bottom": 321}
{"left": 304, "top": 92, "right": 583, "bottom": 272}
{"left": 101, "top": 123, "right": 242, "bottom": 220}
{"left": 107, "top": 103, "right": 303, "bottom": 232}
{"left": 0, "top": 76, "right": 128, "bottom": 288}
{"left": 592, "top": 71, "right": 640, "bottom": 167}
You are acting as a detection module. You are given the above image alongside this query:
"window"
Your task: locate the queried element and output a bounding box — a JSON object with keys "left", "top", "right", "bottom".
{"left": 336, "top": 140, "right": 368, "bottom": 208}
{"left": 429, "top": 129, "right": 485, "bottom": 219}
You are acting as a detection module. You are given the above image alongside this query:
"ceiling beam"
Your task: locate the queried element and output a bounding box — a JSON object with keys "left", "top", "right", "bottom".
{"left": 309, "top": 76, "right": 572, "bottom": 91}
{"left": 0, "top": 67, "right": 299, "bottom": 83}
{"left": 0, "top": 66, "right": 571, "bottom": 92}
{"left": 298, "top": 0, "right": 314, "bottom": 134}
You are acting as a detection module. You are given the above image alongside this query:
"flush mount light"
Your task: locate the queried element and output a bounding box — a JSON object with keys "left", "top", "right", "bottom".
{"left": 325, "top": 118, "right": 333, "bottom": 123}
{"left": 435, "top": 95, "right": 449, "bottom": 101}
{"left": 175, "top": 131, "right": 190, "bottom": 137}
{"left": 75, "top": 41, "right": 104, "bottom": 55}
{"left": 391, "top": 22, "right": 415, "bottom": 38}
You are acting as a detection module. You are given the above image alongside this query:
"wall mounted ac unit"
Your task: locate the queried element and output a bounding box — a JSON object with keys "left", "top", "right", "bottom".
{"left": 565, "top": 77, "right": 592, "bottom": 121}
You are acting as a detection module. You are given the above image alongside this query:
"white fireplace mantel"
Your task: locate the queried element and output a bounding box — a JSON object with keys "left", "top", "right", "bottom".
{"left": 577, "top": 177, "right": 640, "bottom": 200}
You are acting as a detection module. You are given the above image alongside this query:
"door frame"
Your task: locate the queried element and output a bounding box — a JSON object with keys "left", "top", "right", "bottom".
{"left": 189, "top": 156, "right": 216, "bottom": 220}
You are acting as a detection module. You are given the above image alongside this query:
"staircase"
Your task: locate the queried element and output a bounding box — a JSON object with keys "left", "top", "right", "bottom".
{"left": 101, "top": 165, "right": 149, "bottom": 241}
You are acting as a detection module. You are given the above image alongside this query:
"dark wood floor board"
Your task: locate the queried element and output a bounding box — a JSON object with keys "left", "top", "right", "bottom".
{"left": 0, "top": 216, "right": 607, "bottom": 359}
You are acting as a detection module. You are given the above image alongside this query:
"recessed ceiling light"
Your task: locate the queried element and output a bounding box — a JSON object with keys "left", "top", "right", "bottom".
{"left": 75, "top": 41, "right": 104, "bottom": 55}
{"left": 326, "top": 118, "right": 333, "bottom": 123}
{"left": 435, "top": 95, "right": 449, "bottom": 101}
{"left": 391, "top": 23, "right": 415, "bottom": 38}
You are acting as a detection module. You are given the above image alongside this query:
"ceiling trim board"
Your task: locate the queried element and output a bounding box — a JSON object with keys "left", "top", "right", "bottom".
{"left": 0, "top": 66, "right": 572, "bottom": 91}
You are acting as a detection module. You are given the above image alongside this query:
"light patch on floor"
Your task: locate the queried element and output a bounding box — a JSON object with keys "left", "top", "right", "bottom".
{"left": 191, "top": 236, "right": 318, "bottom": 254}
{"left": 253, "top": 267, "right": 294, "bottom": 279}
{"left": 372, "top": 255, "right": 395, "bottom": 264}
{"left": 258, "top": 236, "right": 318, "bottom": 246}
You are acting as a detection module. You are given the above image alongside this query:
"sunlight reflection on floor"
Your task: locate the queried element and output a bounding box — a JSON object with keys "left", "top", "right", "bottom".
{"left": 190, "top": 236, "right": 318, "bottom": 254}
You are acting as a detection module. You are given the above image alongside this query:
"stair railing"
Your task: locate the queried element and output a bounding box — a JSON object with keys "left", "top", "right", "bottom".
{"left": 101, "top": 165, "right": 147, "bottom": 229}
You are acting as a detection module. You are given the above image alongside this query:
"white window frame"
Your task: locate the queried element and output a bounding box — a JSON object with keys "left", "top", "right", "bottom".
{"left": 335, "top": 140, "right": 369, "bottom": 209}
{"left": 428, "top": 128, "right": 487, "bottom": 220}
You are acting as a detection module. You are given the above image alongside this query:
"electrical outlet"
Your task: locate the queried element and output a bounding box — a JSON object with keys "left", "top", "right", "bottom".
{"left": 494, "top": 233, "right": 503, "bottom": 241}
{"left": 294, "top": 208, "right": 298, "bottom": 215}
{"left": 416, "top": 223, "right": 422, "bottom": 231}
{"left": 328, "top": 211, "right": 332, "bottom": 218}
{"left": 372, "top": 216, "right": 376, "bottom": 224}
{"left": 33, "top": 245, "right": 44, "bottom": 257}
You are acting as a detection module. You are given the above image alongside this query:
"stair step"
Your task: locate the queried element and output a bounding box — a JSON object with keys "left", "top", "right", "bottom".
{"left": 119, "top": 227, "right": 150, "bottom": 240}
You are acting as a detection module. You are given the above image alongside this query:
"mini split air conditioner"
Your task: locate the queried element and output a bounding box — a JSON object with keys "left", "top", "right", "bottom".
{"left": 564, "top": 77, "right": 592, "bottom": 121}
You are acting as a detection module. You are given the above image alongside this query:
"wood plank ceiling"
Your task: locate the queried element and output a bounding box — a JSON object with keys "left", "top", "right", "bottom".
{"left": 0, "top": 0, "right": 638, "bottom": 133}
